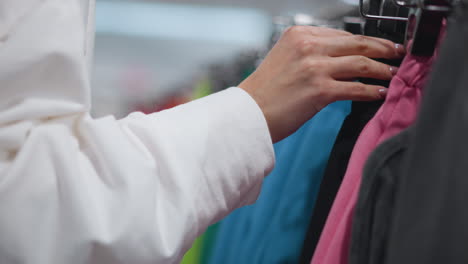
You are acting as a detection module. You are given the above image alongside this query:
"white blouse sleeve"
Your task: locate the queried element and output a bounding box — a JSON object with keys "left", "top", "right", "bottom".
{"left": 0, "top": 87, "right": 274, "bottom": 264}
{"left": 112, "top": 87, "right": 275, "bottom": 262}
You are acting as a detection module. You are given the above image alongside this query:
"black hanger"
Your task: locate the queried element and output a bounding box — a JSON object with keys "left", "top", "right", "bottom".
{"left": 359, "top": 0, "right": 453, "bottom": 56}
{"left": 377, "top": 0, "right": 409, "bottom": 43}
{"left": 405, "top": 0, "right": 452, "bottom": 56}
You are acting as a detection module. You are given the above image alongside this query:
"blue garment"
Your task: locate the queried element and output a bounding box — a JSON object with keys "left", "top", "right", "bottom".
{"left": 207, "top": 101, "right": 351, "bottom": 264}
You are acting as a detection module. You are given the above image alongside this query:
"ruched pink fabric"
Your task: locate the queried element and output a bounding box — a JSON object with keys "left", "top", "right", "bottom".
{"left": 310, "top": 52, "right": 435, "bottom": 264}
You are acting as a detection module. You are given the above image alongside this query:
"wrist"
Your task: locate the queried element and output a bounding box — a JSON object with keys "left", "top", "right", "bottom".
{"left": 238, "top": 78, "right": 277, "bottom": 143}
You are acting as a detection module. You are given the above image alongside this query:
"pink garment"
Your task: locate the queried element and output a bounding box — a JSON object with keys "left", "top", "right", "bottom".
{"left": 310, "top": 53, "right": 435, "bottom": 264}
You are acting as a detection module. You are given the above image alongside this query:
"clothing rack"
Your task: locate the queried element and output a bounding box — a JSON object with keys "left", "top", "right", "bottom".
{"left": 360, "top": 0, "right": 455, "bottom": 55}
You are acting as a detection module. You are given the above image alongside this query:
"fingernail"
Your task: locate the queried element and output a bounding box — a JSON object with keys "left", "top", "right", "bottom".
{"left": 379, "top": 88, "right": 388, "bottom": 98}
{"left": 390, "top": 66, "right": 399, "bottom": 76}
{"left": 395, "top": 43, "right": 406, "bottom": 55}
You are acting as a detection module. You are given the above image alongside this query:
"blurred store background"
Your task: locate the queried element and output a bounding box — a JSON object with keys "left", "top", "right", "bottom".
{"left": 91, "top": 0, "right": 359, "bottom": 118}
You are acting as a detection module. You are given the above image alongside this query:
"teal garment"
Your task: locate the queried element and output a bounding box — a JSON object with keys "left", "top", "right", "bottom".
{"left": 207, "top": 100, "right": 351, "bottom": 264}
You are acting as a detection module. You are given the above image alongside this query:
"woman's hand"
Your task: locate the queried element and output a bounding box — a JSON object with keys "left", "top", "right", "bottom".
{"left": 239, "top": 26, "right": 405, "bottom": 143}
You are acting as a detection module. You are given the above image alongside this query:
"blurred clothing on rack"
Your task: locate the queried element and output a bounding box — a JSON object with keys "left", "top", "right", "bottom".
{"left": 351, "top": 3, "right": 468, "bottom": 263}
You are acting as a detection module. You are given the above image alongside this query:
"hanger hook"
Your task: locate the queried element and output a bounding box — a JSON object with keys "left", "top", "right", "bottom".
{"left": 393, "top": 0, "right": 417, "bottom": 7}
{"left": 359, "top": 0, "right": 410, "bottom": 21}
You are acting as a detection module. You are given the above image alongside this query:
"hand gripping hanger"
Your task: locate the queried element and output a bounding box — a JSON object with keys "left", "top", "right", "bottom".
{"left": 359, "top": 0, "right": 453, "bottom": 56}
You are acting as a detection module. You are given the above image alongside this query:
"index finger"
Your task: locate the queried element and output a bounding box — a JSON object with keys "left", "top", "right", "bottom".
{"left": 306, "top": 26, "right": 353, "bottom": 37}
{"left": 286, "top": 25, "right": 353, "bottom": 38}
{"left": 324, "top": 35, "right": 406, "bottom": 59}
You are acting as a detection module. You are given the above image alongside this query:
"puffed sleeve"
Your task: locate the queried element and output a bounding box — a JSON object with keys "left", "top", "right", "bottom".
{"left": 85, "top": 87, "right": 275, "bottom": 263}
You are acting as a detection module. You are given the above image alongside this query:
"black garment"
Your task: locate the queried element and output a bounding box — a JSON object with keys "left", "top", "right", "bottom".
{"left": 298, "top": 100, "right": 382, "bottom": 264}
{"left": 350, "top": 2, "right": 468, "bottom": 264}
{"left": 384, "top": 3, "right": 468, "bottom": 263}
{"left": 349, "top": 128, "right": 412, "bottom": 264}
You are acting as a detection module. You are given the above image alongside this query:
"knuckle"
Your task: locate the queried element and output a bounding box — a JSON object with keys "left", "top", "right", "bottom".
{"left": 305, "top": 74, "right": 326, "bottom": 95}
{"left": 354, "top": 36, "right": 369, "bottom": 53}
{"left": 282, "top": 26, "right": 319, "bottom": 55}
{"left": 302, "top": 59, "right": 318, "bottom": 71}
{"left": 357, "top": 55, "right": 368, "bottom": 63}
{"left": 357, "top": 42, "right": 369, "bottom": 54}
{"left": 284, "top": 25, "right": 306, "bottom": 37}
{"left": 352, "top": 83, "right": 367, "bottom": 95}
{"left": 297, "top": 40, "right": 316, "bottom": 55}
{"left": 356, "top": 56, "right": 371, "bottom": 74}
{"left": 306, "top": 26, "right": 320, "bottom": 34}
{"left": 303, "top": 58, "right": 327, "bottom": 75}
{"left": 354, "top": 35, "right": 368, "bottom": 44}
{"left": 359, "top": 63, "right": 371, "bottom": 75}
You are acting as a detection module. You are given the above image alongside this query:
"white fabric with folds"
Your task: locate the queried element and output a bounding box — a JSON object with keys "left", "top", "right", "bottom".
{"left": 0, "top": 1, "right": 275, "bottom": 263}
